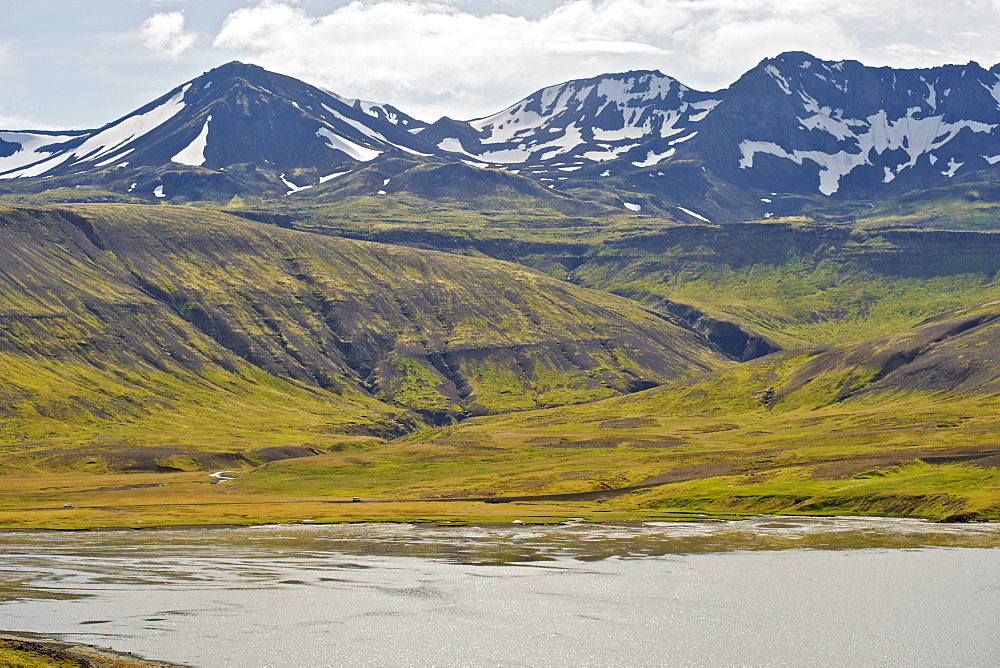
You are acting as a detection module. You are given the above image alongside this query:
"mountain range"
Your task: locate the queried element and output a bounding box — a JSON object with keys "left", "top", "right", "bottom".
{"left": 5, "top": 53, "right": 1000, "bottom": 223}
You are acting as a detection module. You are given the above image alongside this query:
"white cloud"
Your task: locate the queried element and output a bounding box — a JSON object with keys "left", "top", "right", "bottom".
{"left": 0, "top": 108, "right": 55, "bottom": 131}
{"left": 211, "top": 0, "right": 697, "bottom": 119}
{"left": 544, "top": 40, "right": 667, "bottom": 56}
{"left": 689, "top": 16, "right": 859, "bottom": 74}
{"left": 207, "top": 0, "right": 1000, "bottom": 120}
{"left": 141, "top": 10, "right": 197, "bottom": 59}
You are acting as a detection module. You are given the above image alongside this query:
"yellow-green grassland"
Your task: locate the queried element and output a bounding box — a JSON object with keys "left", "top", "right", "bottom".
{"left": 2, "top": 201, "right": 1000, "bottom": 528}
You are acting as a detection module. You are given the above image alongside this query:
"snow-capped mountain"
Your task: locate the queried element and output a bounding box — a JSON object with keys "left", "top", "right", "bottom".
{"left": 702, "top": 51, "right": 1000, "bottom": 198}
{"left": 6, "top": 54, "right": 1000, "bottom": 215}
{"left": 417, "top": 52, "right": 1000, "bottom": 218}
{"left": 419, "top": 71, "right": 720, "bottom": 179}
{"left": 0, "top": 62, "right": 440, "bottom": 197}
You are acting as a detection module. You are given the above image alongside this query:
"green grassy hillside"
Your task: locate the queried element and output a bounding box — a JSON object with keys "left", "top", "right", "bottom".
{"left": 242, "top": 300, "right": 1000, "bottom": 518}
{"left": 0, "top": 203, "right": 730, "bottom": 476}
{"left": 223, "top": 201, "right": 1000, "bottom": 351}
{"left": 530, "top": 223, "right": 1000, "bottom": 349}
{"left": 850, "top": 177, "right": 1000, "bottom": 231}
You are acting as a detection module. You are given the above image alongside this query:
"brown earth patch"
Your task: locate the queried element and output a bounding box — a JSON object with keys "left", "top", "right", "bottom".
{"left": 809, "top": 456, "right": 916, "bottom": 480}
{"left": 965, "top": 455, "right": 1000, "bottom": 468}
{"left": 626, "top": 438, "right": 688, "bottom": 448}
{"left": 342, "top": 457, "right": 375, "bottom": 467}
{"left": 687, "top": 423, "right": 740, "bottom": 433}
{"left": 598, "top": 418, "right": 656, "bottom": 429}
{"left": 526, "top": 437, "right": 633, "bottom": 448}
{"left": 80, "top": 483, "right": 169, "bottom": 493}
{"left": 411, "top": 454, "right": 473, "bottom": 463}
{"left": 245, "top": 445, "right": 322, "bottom": 463}
{"left": 808, "top": 445, "right": 1000, "bottom": 479}
{"left": 28, "top": 446, "right": 248, "bottom": 473}
{"left": 630, "top": 461, "right": 743, "bottom": 486}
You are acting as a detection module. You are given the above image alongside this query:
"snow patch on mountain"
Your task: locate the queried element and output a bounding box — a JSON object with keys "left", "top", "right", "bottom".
{"left": 739, "top": 107, "right": 996, "bottom": 195}
{"left": 473, "top": 108, "right": 545, "bottom": 143}
{"left": 315, "top": 127, "right": 380, "bottom": 162}
{"left": 668, "top": 131, "right": 698, "bottom": 145}
{"left": 172, "top": 115, "right": 211, "bottom": 166}
{"left": 632, "top": 148, "right": 675, "bottom": 167}
{"left": 74, "top": 84, "right": 192, "bottom": 163}
{"left": 677, "top": 206, "right": 711, "bottom": 222}
{"left": 316, "top": 103, "right": 431, "bottom": 157}
{"left": 95, "top": 149, "right": 134, "bottom": 168}
{"left": 593, "top": 124, "right": 648, "bottom": 142}
{"left": 319, "top": 171, "right": 350, "bottom": 183}
{"left": 0, "top": 132, "right": 83, "bottom": 177}
{"left": 924, "top": 83, "right": 938, "bottom": 110}
{"left": 476, "top": 122, "right": 586, "bottom": 163}
{"left": 583, "top": 143, "right": 639, "bottom": 162}
{"left": 280, "top": 173, "right": 312, "bottom": 195}
{"left": 765, "top": 65, "right": 793, "bottom": 95}
{"left": 453, "top": 71, "right": 719, "bottom": 168}
{"left": 686, "top": 99, "right": 721, "bottom": 122}
{"left": 982, "top": 78, "right": 1000, "bottom": 109}
{"left": 1, "top": 85, "right": 191, "bottom": 179}
{"left": 941, "top": 158, "right": 964, "bottom": 177}
{"left": 436, "top": 137, "right": 465, "bottom": 153}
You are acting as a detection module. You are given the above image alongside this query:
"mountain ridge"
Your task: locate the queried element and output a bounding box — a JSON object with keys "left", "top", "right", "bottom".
{"left": 7, "top": 53, "right": 1000, "bottom": 224}
{"left": 0, "top": 202, "right": 733, "bottom": 438}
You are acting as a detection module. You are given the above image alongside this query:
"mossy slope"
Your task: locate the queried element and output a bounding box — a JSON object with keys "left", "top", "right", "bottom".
{"left": 546, "top": 223, "right": 1000, "bottom": 348}
{"left": 246, "top": 300, "right": 1000, "bottom": 518}
{"left": 0, "top": 203, "right": 729, "bottom": 465}
{"left": 237, "top": 204, "right": 1000, "bottom": 352}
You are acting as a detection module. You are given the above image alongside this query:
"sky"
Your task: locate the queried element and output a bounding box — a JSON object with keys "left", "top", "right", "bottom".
{"left": 2, "top": 0, "right": 1000, "bottom": 129}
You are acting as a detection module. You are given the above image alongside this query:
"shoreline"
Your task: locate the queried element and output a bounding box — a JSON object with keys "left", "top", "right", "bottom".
{"left": 0, "top": 632, "right": 183, "bottom": 667}
{"left": 0, "top": 512, "right": 997, "bottom": 535}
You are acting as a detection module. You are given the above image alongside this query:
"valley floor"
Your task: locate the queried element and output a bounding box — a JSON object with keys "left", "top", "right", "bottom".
{"left": 0, "top": 469, "right": 753, "bottom": 530}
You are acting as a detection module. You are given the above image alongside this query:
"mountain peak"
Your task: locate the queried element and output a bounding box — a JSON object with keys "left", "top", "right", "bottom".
{"left": 192, "top": 60, "right": 298, "bottom": 93}
{"left": 765, "top": 51, "right": 820, "bottom": 64}
{"left": 749, "top": 51, "right": 857, "bottom": 77}
{"left": 0, "top": 60, "right": 435, "bottom": 189}
{"left": 203, "top": 60, "right": 266, "bottom": 77}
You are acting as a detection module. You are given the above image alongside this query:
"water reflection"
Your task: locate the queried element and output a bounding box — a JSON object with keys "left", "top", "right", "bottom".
{"left": 7, "top": 516, "right": 1000, "bottom": 568}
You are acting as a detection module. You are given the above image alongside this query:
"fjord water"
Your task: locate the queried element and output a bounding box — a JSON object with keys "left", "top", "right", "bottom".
{"left": 2, "top": 519, "right": 999, "bottom": 666}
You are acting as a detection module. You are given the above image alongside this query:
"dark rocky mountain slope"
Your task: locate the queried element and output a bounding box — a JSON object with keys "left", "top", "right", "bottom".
{"left": 7, "top": 54, "right": 1000, "bottom": 224}
{"left": 0, "top": 62, "right": 442, "bottom": 201}
{"left": 432, "top": 52, "right": 1000, "bottom": 221}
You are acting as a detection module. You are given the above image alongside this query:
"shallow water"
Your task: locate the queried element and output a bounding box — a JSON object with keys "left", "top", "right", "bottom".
{"left": 1, "top": 517, "right": 999, "bottom": 666}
